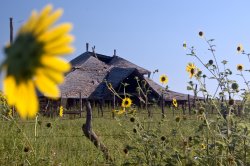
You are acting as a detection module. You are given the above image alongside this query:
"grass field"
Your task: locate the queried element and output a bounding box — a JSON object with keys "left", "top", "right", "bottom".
{"left": 0, "top": 107, "right": 249, "bottom": 166}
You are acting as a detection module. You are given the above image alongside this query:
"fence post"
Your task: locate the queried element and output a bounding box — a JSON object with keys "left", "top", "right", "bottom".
{"left": 188, "top": 94, "right": 191, "bottom": 115}
{"left": 79, "top": 92, "right": 82, "bottom": 117}
{"left": 82, "top": 100, "right": 112, "bottom": 161}
{"left": 182, "top": 103, "right": 185, "bottom": 115}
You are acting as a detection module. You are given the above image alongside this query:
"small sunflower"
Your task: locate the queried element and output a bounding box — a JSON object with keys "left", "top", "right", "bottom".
{"left": 237, "top": 44, "right": 243, "bottom": 53}
{"left": 130, "top": 117, "right": 135, "bottom": 122}
{"left": 161, "top": 136, "right": 166, "bottom": 141}
{"left": 123, "top": 148, "right": 129, "bottom": 154}
{"left": 237, "top": 64, "right": 243, "bottom": 71}
{"left": 208, "top": 60, "right": 213, "bottom": 65}
{"left": 46, "top": 122, "right": 52, "bottom": 128}
{"left": 117, "top": 108, "right": 126, "bottom": 115}
{"left": 186, "top": 63, "right": 196, "bottom": 78}
{"left": 24, "top": 146, "right": 30, "bottom": 153}
{"left": 172, "top": 98, "right": 178, "bottom": 108}
{"left": 59, "top": 105, "right": 63, "bottom": 117}
{"left": 183, "top": 41, "right": 187, "bottom": 49}
{"left": 229, "top": 99, "right": 234, "bottom": 106}
{"left": 198, "top": 31, "right": 204, "bottom": 38}
{"left": 122, "top": 97, "right": 132, "bottom": 108}
{"left": 175, "top": 116, "right": 181, "bottom": 123}
{"left": 201, "top": 143, "right": 206, "bottom": 150}
{"left": 2, "top": 5, "right": 74, "bottom": 119}
{"left": 133, "top": 128, "right": 137, "bottom": 133}
{"left": 231, "top": 83, "right": 239, "bottom": 90}
{"left": 160, "top": 74, "right": 168, "bottom": 84}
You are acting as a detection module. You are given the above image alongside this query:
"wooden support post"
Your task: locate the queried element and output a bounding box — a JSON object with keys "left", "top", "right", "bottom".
{"left": 188, "top": 94, "right": 191, "bottom": 115}
{"left": 102, "top": 100, "right": 104, "bottom": 117}
{"left": 97, "top": 100, "right": 100, "bottom": 116}
{"left": 86, "top": 43, "right": 89, "bottom": 52}
{"left": 10, "top": 17, "right": 14, "bottom": 116}
{"left": 80, "top": 92, "right": 82, "bottom": 118}
{"left": 10, "top": 17, "right": 13, "bottom": 44}
{"left": 82, "top": 100, "right": 112, "bottom": 162}
{"left": 193, "top": 84, "right": 197, "bottom": 107}
{"left": 182, "top": 103, "right": 185, "bottom": 115}
{"left": 99, "top": 100, "right": 103, "bottom": 117}
{"left": 49, "top": 100, "right": 53, "bottom": 118}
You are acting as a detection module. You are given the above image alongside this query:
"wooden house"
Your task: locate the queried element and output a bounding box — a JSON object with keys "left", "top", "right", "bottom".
{"left": 39, "top": 44, "right": 201, "bottom": 115}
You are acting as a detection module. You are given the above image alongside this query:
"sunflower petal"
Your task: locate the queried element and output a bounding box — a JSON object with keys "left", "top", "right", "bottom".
{"left": 36, "top": 8, "right": 63, "bottom": 35}
{"left": 35, "top": 71, "right": 60, "bottom": 98}
{"left": 19, "top": 11, "right": 38, "bottom": 33}
{"left": 16, "top": 82, "right": 29, "bottom": 119}
{"left": 41, "top": 56, "right": 71, "bottom": 72}
{"left": 38, "top": 23, "right": 72, "bottom": 42}
{"left": 37, "top": 68, "right": 64, "bottom": 84}
{"left": 44, "top": 35, "right": 74, "bottom": 55}
{"left": 26, "top": 81, "right": 38, "bottom": 118}
{"left": 3, "top": 76, "right": 17, "bottom": 105}
{"left": 33, "top": 4, "right": 53, "bottom": 35}
{"left": 47, "top": 46, "right": 75, "bottom": 55}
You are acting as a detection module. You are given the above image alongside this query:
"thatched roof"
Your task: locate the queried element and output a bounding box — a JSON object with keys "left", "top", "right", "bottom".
{"left": 58, "top": 50, "right": 200, "bottom": 102}
{"left": 108, "top": 55, "right": 150, "bottom": 75}
{"left": 104, "top": 67, "right": 137, "bottom": 89}
{"left": 145, "top": 77, "right": 196, "bottom": 101}
{"left": 70, "top": 52, "right": 113, "bottom": 67}
{"left": 90, "top": 67, "right": 143, "bottom": 100}
{"left": 70, "top": 51, "right": 150, "bottom": 75}
{"left": 60, "top": 56, "right": 110, "bottom": 98}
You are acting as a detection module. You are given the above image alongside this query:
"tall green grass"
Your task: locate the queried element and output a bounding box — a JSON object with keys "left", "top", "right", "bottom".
{"left": 0, "top": 107, "right": 249, "bottom": 165}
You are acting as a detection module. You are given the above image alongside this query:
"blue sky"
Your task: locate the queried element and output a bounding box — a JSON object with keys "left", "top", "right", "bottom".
{"left": 1, "top": 0, "right": 250, "bottom": 96}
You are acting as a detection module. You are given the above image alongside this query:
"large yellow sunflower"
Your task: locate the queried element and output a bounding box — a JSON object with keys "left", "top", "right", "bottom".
{"left": 186, "top": 63, "right": 196, "bottom": 78}
{"left": 159, "top": 74, "right": 168, "bottom": 84}
{"left": 121, "top": 97, "right": 132, "bottom": 108}
{"left": 2, "top": 4, "right": 74, "bottom": 119}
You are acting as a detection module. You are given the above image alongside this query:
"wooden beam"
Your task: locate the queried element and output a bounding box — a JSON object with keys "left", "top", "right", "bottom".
{"left": 82, "top": 100, "right": 112, "bottom": 162}
{"left": 188, "top": 94, "right": 191, "bottom": 115}
{"left": 80, "top": 92, "right": 82, "bottom": 118}
{"left": 9, "top": 17, "right": 13, "bottom": 44}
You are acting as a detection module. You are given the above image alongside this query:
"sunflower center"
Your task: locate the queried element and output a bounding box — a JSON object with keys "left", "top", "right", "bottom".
{"left": 237, "top": 46, "right": 241, "bottom": 51}
{"left": 125, "top": 100, "right": 129, "bottom": 105}
{"left": 4, "top": 33, "right": 44, "bottom": 84}
{"left": 161, "top": 77, "right": 166, "bottom": 82}
{"left": 190, "top": 68, "right": 195, "bottom": 74}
